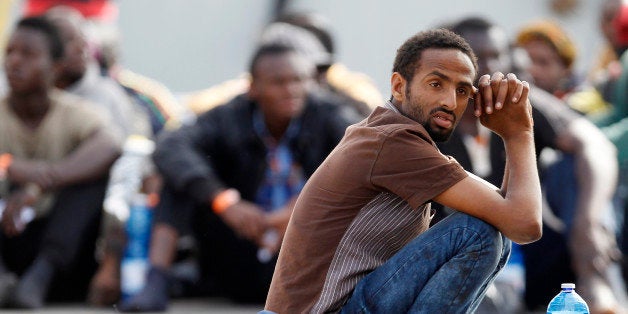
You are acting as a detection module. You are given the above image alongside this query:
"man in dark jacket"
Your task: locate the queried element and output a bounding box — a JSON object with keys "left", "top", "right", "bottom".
{"left": 119, "top": 43, "right": 360, "bottom": 312}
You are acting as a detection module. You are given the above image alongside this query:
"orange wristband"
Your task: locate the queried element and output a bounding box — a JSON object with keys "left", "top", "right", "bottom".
{"left": 0, "top": 153, "right": 13, "bottom": 178}
{"left": 212, "top": 188, "right": 241, "bottom": 214}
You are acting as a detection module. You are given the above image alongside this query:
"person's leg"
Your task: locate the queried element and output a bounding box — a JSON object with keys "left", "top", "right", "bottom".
{"left": 541, "top": 154, "right": 628, "bottom": 312}
{"left": 118, "top": 184, "right": 194, "bottom": 312}
{"left": 0, "top": 218, "right": 36, "bottom": 307}
{"left": 194, "top": 206, "right": 273, "bottom": 304}
{"left": 341, "top": 211, "right": 510, "bottom": 313}
{"left": 11, "top": 178, "right": 107, "bottom": 308}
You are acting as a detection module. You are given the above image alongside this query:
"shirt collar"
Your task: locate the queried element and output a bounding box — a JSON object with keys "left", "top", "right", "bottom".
{"left": 384, "top": 100, "right": 400, "bottom": 114}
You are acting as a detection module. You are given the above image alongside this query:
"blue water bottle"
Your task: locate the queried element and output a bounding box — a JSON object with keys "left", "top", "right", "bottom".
{"left": 547, "top": 283, "right": 589, "bottom": 313}
{"left": 120, "top": 193, "right": 156, "bottom": 300}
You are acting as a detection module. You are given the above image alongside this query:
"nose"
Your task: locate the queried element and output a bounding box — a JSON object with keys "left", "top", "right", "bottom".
{"left": 285, "top": 78, "right": 308, "bottom": 97}
{"left": 441, "top": 87, "right": 459, "bottom": 110}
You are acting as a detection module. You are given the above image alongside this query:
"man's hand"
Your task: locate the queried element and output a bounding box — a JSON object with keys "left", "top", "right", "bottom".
{"left": 7, "top": 159, "right": 57, "bottom": 190}
{"left": 569, "top": 219, "right": 622, "bottom": 276}
{"left": 474, "top": 72, "right": 532, "bottom": 139}
{"left": 217, "top": 200, "right": 267, "bottom": 243}
{"left": 261, "top": 197, "right": 298, "bottom": 255}
{"left": 474, "top": 72, "right": 526, "bottom": 116}
{"left": 1, "top": 189, "right": 32, "bottom": 237}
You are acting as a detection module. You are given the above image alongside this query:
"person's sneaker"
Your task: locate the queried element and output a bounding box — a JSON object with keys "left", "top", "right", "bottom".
{"left": 0, "top": 272, "right": 17, "bottom": 307}
{"left": 117, "top": 267, "right": 170, "bottom": 312}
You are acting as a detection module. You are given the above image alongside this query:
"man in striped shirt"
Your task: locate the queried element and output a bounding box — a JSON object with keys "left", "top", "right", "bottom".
{"left": 264, "top": 28, "right": 542, "bottom": 313}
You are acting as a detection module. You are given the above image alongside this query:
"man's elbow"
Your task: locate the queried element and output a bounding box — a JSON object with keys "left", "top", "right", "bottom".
{"left": 511, "top": 219, "right": 542, "bottom": 244}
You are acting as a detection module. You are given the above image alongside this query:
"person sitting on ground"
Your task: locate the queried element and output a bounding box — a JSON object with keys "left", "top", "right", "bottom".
{"left": 40, "top": 7, "right": 164, "bottom": 307}
{"left": 450, "top": 16, "right": 626, "bottom": 313}
{"left": 0, "top": 16, "right": 121, "bottom": 309}
{"left": 118, "top": 43, "right": 361, "bottom": 312}
{"left": 263, "top": 28, "right": 541, "bottom": 313}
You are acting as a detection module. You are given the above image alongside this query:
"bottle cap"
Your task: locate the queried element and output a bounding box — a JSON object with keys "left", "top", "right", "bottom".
{"left": 561, "top": 283, "right": 575, "bottom": 289}
{"left": 123, "top": 135, "right": 156, "bottom": 155}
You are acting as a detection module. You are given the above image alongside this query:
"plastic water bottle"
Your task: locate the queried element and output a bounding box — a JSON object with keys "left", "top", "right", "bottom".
{"left": 547, "top": 283, "right": 589, "bottom": 313}
{"left": 120, "top": 193, "right": 156, "bottom": 300}
{"left": 103, "top": 135, "right": 155, "bottom": 225}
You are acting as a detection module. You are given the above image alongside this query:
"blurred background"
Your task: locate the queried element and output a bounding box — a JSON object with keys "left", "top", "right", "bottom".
{"left": 0, "top": 1, "right": 619, "bottom": 313}
{"left": 0, "top": 0, "right": 607, "bottom": 97}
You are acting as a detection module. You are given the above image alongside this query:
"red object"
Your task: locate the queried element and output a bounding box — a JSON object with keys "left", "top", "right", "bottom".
{"left": 615, "top": 3, "right": 628, "bottom": 46}
{"left": 23, "top": 0, "right": 118, "bottom": 21}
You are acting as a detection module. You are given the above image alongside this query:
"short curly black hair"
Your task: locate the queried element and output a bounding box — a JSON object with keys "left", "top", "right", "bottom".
{"left": 392, "top": 28, "right": 478, "bottom": 83}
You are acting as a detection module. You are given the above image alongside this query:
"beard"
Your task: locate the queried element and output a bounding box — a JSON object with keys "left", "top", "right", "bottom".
{"left": 403, "top": 87, "right": 456, "bottom": 142}
{"left": 422, "top": 108, "right": 455, "bottom": 142}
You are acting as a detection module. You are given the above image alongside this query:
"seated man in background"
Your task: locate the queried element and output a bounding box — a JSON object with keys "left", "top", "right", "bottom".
{"left": 0, "top": 16, "right": 121, "bottom": 309}
{"left": 38, "top": 7, "right": 177, "bottom": 307}
{"left": 448, "top": 16, "right": 625, "bottom": 313}
{"left": 118, "top": 43, "right": 361, "bottom": 312}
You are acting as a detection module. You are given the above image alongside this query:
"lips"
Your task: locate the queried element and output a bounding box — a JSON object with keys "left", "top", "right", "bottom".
{"left": 5, "top": 71, "right": 25, "bottom": 87}
{"left": 432, "top": 111, "right": 454, "bottom": 129}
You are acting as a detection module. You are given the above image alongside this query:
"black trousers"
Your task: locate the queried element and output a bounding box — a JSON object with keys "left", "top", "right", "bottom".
{"left": 0, "top": 177, "right": 107, "bottom": 301}
{"left": 154, "top": 184, "right": 275, "bottom": 303}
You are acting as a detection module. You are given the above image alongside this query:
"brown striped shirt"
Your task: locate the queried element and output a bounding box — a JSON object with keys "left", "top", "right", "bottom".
{"left": 265, "top": 106, "right": 468, "bottom": 313}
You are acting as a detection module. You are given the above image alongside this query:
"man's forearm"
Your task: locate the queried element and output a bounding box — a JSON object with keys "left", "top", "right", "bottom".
{"left": 573, "top": 136, "right": 618, "bottom": 224}
{"left": 502, "top": 131, "right": 543, "bottom": 239}
{"left": 49, "top": 130, "right": 121, "bottom": 188}
{"left": 562, "top": 119, "right": 618, "bottom": 224}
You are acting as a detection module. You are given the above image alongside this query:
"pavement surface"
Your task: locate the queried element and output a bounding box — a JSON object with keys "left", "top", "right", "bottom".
{"left": 0, "top": 298, "right": 262, "bottom": 314}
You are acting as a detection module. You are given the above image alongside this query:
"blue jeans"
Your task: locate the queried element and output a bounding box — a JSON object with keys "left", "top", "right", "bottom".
{"left": 339, "top": 211, "right": 510, "bottom": 314}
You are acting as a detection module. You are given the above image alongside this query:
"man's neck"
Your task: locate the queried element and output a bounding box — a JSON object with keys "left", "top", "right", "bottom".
{"left": 55, "top": 73, "right": 83, "bottom": 90}
{"left": 265, "top": 117, "right": 290, "bottom": 142}
{"left": 385, "top": 100, "right": 401, "bottom": 113}
{"left": 9, "top": 90, "right": 52, "bottom": 127}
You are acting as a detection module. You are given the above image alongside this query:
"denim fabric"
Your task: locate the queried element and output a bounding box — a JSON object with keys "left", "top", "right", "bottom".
{"left": 339, "top": 211, "right": 510, "bottom": 314}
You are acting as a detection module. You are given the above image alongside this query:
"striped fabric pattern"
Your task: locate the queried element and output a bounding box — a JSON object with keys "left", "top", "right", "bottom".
{"left": 311, "top": 192, "right": 432, "bottom": 312}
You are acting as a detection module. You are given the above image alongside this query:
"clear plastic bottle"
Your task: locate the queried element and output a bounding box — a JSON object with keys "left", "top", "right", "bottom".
{"left": 103, "top": 135, "right": 155, "bottom": 225}
{"left": 547, "top": 283, "right": 590, "bottom": 314}
{"left": 120, "top": 193, "right": 157, "bottom": 300}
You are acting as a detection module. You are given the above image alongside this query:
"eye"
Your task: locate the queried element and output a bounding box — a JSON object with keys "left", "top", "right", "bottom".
{"left": 429, "top": 81, "right": 441, "bottom": 88}
{"left": 456, "top": 87, "right": 469, "bottom": 96}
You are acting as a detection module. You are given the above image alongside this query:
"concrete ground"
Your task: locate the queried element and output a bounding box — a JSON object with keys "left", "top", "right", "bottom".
{"left": 0, "top": 298, "right": 548, "bottom": 314}
{"left": 0, "top": 298, "right": 262, "bottom": 314}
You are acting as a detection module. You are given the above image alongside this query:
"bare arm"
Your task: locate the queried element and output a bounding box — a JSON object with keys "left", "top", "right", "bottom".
{"left": 434, "top": 73, "right": 542, "bottom": 244}
{"left": 556, "top": 117, "right": 620, "bottom": 271}
{"left": 556, "top": 117, "right": 618, "bottom": 226}
{"left": 48, "top": 129, "right": 121, "bottom": 188}
{"left": 8, "top": 129, "right": 121, "bottom": 190}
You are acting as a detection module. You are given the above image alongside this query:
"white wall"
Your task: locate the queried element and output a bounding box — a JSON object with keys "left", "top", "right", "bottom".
{"left": 116, "top": 0, "right": 607, "bottom": 97}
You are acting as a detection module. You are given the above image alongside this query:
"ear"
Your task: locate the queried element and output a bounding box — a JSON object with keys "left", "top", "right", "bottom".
{"left": 247, "top": 78, "right": 257, "bottom": 99}
{"left": 390, "top": 72, "right": 406, "bottom": 104}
